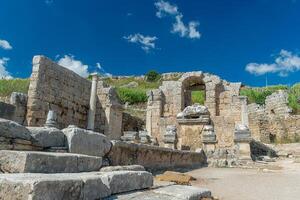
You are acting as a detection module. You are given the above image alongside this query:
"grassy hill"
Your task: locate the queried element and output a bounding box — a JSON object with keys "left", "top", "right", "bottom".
{"left": 0, "top": 77, "right": 299, "bottom": 114}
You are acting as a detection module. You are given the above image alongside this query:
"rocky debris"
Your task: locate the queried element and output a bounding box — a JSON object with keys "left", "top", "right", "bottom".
{"left": 0, "top": 150, "right": 102, "bottom": 173}
{"left": 177, "top": 104, "right": 209, "bottom": 119}
{"left": 139, "top": 130, "right": 151, "bottom": 144}
{"left": 257, "top": 156, "right": 276, "bottom": 162}
{"left": 62, "top": 125, "right": 111, "bottom": 157}
{"left": 121, "top": 81, "right": 139, "bottom": 88}
{"left": 155, "top": 171, "right": 196, "bottom": 185}
{"left": 0, "top": 171, "right": 153, "bottom": 200}
{"left": 100, "top": 165, "right": 145, "bottom": 172}
{"left": 27, "top": 127, "right": 65, "bottom": 148}
{"left": 121, "top": 131, "right": 140, "bottom": 142}
{"left": 250, "top": 140, "right": 277, "bottom": 160}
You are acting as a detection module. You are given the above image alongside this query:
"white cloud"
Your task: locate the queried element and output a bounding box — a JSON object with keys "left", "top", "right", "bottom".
{"left": 123, "top": 33, "right": 158, "bottom": 52}
{"left": 155, "top": 0, "right": 178, "bottom": 18}
{"left": 155, "top": 0, "right": 201, "bottom": 39}
{"left": 96, "top": 62, "right": 102, "bottom": 70}
{"left": 0, "top": 57, "right": 13, "bottom": 79}
{"left": 245, "top": 49, "right": 300, "bottom": 77}
{"left": 58, "top": 55, "right": 90, "bottom": 78}
{"left": 0, "top": 39, "right": 12, "bottom": 50}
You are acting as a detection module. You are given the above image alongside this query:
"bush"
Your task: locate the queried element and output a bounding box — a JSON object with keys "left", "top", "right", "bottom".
{"left": 0, "top": 79, "right": 30, "bottom": 97}
{"left": 116, "top": 87, "right": 147, "bottom": 104}
{"left": 288, "top": 83, "right": 300, "bottom": 114}
{"left": 191, "top": 90, "right": 205, "bottom": 105}
{"left": 145, "top": 70, "right": 160, "bottom": 82}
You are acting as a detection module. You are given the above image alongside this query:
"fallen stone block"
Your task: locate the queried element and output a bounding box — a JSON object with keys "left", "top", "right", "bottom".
{"left": 0, "top": 171, "right": 153, "bottom": 200}
{"left": 27, "top": 127, "right": 66, "bottom": 148}
{"left": 100, "top": 165, "right": 145, "bottom": 172}
{"left": 0, "top": 118, "right": 34, "bottom": 141}
{"left": 62, "top": 125, "right": 111, "bottom": 157}
{"left": 0, "top": 150, "right": 102, "bottom": 173}
{"left": 155, "top": 171, "right": 196, "bottom": 185}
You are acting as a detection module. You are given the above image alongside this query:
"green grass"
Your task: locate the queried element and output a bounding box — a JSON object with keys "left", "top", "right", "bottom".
{"left": 0, "top": 79, "right": 30, "bottom": 97}
{"left": 191, "top": 90, "right": 205, "bottom": 105}
{"left": 116, "top": 87, "right": 148, "bottom": 104}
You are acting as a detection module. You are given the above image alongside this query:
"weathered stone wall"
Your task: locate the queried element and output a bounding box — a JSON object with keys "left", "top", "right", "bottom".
{"left": 26, "top": 56, "right": 91, "bottom": 128}
{"left": 248, "top": 90, "right": 300, "bottom": 143}
{"left": 26, "top": 56, "right": 122, "bottom": 139}
{"left": 107, "top": 140, "right": 207, "bottom": 171}
{"left": 122, "top": 112, "right": 145, "bottom": 132}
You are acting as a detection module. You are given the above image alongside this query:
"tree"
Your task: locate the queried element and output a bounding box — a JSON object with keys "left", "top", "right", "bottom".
{"left": 145, "top": 70, "right": 160, "bottom": 82}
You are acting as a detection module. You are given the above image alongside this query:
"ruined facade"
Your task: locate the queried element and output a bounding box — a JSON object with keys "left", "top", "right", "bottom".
{"left": 146, "top": 71, "right": 247, "bottom": 152}
{"left": 248, "top": 90, "right": 300, "bottom": 143}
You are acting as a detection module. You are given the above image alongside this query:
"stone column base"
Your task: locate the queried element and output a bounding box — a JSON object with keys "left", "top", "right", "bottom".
{"left": 235, "top": 142, "right": 252, "bottom": 160}
{"left": 164, "top": 143, "right": 176, "bottom": 149}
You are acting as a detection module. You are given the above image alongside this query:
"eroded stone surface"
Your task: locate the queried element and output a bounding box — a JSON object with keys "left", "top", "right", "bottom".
{"left": 0, "top": 150, "right": 102, "bottom": 173}
{"left": 0, "top": 171, "right": 153, "bottom": 200}
{"left": 27, "top": 127, "right": 65, "bottom": 148}
{"left": 0, "top": 118, "right": 34, "bottom": 141}
{"left": 62, "top": 126, "right": 111, "bottom": 157}
{"left": 100, "top": 165, "right": 145, "bottom": 172}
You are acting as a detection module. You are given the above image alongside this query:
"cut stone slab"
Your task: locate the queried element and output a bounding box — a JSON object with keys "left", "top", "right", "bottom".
{"left": 0, "top": 171, "right": 153, "bottom": 200}
{"left": 62, "top": 125, "right": 111, "bottom": 157}
{"left": 0, "top": 150, "right": 102, "bottom": 173}
{"left": 106, "top": 185, "right": 211, "bottom": 200}
{"left": 100, "top": 165, "right": 145, "bottom": 172}
{"left": 27, "top": 127, "right": 66, "bottom": 148}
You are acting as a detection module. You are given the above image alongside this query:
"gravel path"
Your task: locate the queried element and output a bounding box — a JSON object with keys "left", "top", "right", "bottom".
{"left": 187, "top": 159, "right": 300, "bottom": 200}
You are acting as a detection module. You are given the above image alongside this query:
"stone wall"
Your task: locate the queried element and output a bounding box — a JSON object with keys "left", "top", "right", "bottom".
{"left": 26, "top": 56, "right": 122, "bottom": 139}
{"left": 26, "top": 56, "right": 91, "bottom": 128}
{"left": 107, "top": 140, "right": 207, "bottom": 171}
{"left": 248, "top": 90, "right": 300, "bottom": 143}
{"left": 0, "top": 92, "right": 27, "bottom": 124}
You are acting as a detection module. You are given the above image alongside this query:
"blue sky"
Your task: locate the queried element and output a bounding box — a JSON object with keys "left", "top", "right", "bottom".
{"left": 0, "top": 0, "right": 300, "bottom": 86}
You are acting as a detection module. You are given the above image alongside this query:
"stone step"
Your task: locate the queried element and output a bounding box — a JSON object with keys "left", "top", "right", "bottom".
{"left": 106, "top": 184, "right": 212, "bottom": 200}
{"left": 0, "top": 150, "right": 102, "bottom": 173}
{"left": 0, "top": 171, "right": 153, "bottom": 200}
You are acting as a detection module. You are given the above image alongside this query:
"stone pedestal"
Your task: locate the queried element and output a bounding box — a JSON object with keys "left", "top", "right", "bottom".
{"left": 163, "top": 125, "right": 177, "bottom": 149}
{"left": 202, "top": 125, "right": 217, "bottom": 153}
{"left": 234, "top": 124, "right": 252, "bottom": 160}
{"left": 44, "top": 110, "right": 58, "bottom": 128}
{"left": 139, "top": 131, "right": 152, "bottom": 144}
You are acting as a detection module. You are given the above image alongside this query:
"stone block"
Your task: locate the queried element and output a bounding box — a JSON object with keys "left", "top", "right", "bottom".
{"left": 0, "top": 118, "right": 35, "bottom": 141}
{"left": 62, "top": 125, "right": 111, "bottom": 157}
{"left": 100, "top": 165, "right": 145, "bottom": 172}
{"left": 0, "top": 150, "right": 102, "bottom": 173}
{"left": 27, "top": 127, "right": 66, "bottom": 148}
{"left": 0, "top": 171, "right": 153, "bottom": 200}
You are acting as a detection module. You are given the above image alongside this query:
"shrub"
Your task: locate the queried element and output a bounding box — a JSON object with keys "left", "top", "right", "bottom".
{"left": 145, "top": 70, "right": 160, "bottom": 82}
{"left": 116, "top": 87, "right": 147, "bottom": 104}
{"left": 288, "top": 83, "right": 300, "bottom": 114}
{"left": 0, "top": 79, "right": 30, "bottom": 97}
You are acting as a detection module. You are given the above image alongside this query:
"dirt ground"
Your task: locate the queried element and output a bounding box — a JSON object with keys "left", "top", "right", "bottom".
{"left": 187, "top": 159, "right": 300, "bottom": 200}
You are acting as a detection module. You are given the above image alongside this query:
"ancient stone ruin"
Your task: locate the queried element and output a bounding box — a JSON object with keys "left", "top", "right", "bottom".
{"left": 0, "top": 55, "right": 299, "bottom": 199}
